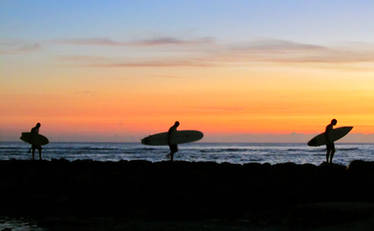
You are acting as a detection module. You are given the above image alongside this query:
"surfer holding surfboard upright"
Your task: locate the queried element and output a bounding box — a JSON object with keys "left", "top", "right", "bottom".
{"left": 30, "top": 122, "right": 43, "bottom": 160}
{"left": 325, "top": 119, "right": 337, "bottom": 164}
{"left": 167, "top": 121, "right": 180, "bottom": 161}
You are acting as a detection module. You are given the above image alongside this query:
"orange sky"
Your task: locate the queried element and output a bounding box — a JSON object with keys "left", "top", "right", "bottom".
{"left": 2, "top": 1, "right": 374, "bottom": 142}
{"left": 2, "top": 59, "right": 374, "bottom": 142}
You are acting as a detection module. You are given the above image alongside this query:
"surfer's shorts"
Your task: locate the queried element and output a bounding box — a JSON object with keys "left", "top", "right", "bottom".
{"left": 169, "top": 144, "right": 178, "bottom": 153}
{"left": 326, "top": 142, "right": 335, "bottom": 151}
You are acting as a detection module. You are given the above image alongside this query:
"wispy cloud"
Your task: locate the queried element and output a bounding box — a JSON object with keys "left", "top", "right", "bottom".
{"left": 217, "top": 39, "right": 374, "bottom": 64}
{"left": 229, "top": 39, "right": 326, "bottom": 52}
{"left": 55, "top": 37, "right": 214, "bottom": 47}
{"left": 55, "top": 38, "right": 125, "bottom": 46}
{"left": 0, "top": 40, "right": 41, "bottom": 54}
{"left": 58, "top": 55, "right": 214, "bottom": 67}
{"left": 264, "top": 51, "right": 374, "bottom": 63}
{"left": 56, "top": 38, "right": 374, "bottom": 68}
{"left": 132, "top": 37, "right": 213, "bottom": 46}
{"left": 58, "top": 55, "right": 109, "bottom": 62}
{"left": 87, "top": 60, "right": 212, "bottom": 67}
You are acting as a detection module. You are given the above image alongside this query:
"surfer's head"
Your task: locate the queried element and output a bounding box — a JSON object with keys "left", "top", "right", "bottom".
{"left": 174, "top": 121, "right": 180, "bottom": 127}
{"left": 36, "top": 122, "right": 41, "bottom": 127}
{"left": 331, "top": 119, "right": 337, "bottom": 125}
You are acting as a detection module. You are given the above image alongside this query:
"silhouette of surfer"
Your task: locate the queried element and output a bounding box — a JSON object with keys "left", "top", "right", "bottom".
{"left": 325, "top": 119, "right": 337, "bottom": 164}
{"left": 167, "top": 121, "right": 179, "bottom": 161}
{"left": 29, "top": 122, "right": 42, "bottom": 160}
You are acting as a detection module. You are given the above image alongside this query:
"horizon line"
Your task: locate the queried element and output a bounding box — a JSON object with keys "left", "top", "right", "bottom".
{"left": 1, "top": 141, "right": 373, "bottom": 144}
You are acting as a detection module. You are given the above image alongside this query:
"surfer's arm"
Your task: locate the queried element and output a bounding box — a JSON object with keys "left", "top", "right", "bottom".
{"left": 167, "top": 130, "right": 172, "bottom": 145}
{"left": 325, "top": 127, "right": 332, "bottom": 143}
{"left": 167, "top": 127, "right": 176, "bottom": 145}
{"left": 30, "top": 128, "right": 36, "bottom": 138}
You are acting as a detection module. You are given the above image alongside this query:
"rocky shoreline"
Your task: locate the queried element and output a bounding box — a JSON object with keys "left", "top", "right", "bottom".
{"left": 1, "top": 159, "right": 374, "bottom": 229}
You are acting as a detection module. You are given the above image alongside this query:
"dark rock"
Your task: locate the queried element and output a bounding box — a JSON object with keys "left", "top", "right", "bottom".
{"left": 0, "top": 159, "right": 374, "bottom": 221}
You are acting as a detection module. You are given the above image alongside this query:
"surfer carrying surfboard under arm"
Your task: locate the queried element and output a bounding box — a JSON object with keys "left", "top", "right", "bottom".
{"left": 30, "top": 122, "right": 43, "bottom": 160}
{"left": 167, "top": 121, "right": 180, "bottom": 161}
{"left": 325, "top": 119, "right": 337, "bottom": 164}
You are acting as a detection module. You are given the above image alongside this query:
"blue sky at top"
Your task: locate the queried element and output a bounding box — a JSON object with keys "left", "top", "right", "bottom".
{"left": 1, "top": 0, "right": 374, "bottom": 44}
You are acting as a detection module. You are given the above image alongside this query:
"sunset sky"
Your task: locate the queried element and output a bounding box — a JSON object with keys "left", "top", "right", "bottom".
{"left": 1, "top": 0, "right": 374, "bottom": 142}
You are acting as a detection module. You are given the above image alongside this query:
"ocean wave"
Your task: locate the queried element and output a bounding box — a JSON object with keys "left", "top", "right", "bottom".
{"left": 248, "top": 158, "right": 264, "bottom": 161}
{"left": 47, "top": 147, "right": 160, "bottom": 152}
{"left": 287, "top": 148, "right": 324, "bottom": 153}
{"left": 286, "top": 148, "right": 306, "bottom": 152}
{"left": 0, "top": 147, "right": 26, "bottom": 150}
{"left": 200, "top": 148, "right": 247, "bottom": 153}
{"left": 339, "top": 148, "right": 360, "bottom": 151}
{"left": 45, "top": 147, "right": 120, "bottom": 151}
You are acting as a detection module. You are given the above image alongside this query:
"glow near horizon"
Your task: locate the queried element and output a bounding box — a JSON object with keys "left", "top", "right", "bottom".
{"left": 1, "top": 0, "right": 374, "bottom": 142}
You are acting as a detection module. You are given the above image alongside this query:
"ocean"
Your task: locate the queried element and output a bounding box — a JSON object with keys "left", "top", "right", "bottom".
{"left": 1, "top": 142, "right": 373, "bottom": 166}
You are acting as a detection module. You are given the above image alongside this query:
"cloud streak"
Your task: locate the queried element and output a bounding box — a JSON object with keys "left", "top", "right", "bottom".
{"left": 58, "top": 55, "right": 214, "bottom": 67}
{"left": 229, "top": 39, "right": 326, "bottom": 52}
{"left": 55, "top": 37, "right": 214, "bottom": 47}
{"left": 56, "top": 38, "right": 374, "bottom": 68}
{"left": 0, "top": 40, "right": 41, "bottom": 54}
{"left": 216, "top": 39, "right": 374, "bottom": 64}
{"left": 86, "top": 60, "right": 211, "bottom": 67}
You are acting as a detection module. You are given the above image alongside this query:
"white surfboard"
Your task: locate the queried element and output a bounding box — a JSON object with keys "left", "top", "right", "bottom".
{"left": 307, "top": 126, "right": 353, "bottom": 146}
{"left": 141, "top": 130, "right": 203, "bottom": 145}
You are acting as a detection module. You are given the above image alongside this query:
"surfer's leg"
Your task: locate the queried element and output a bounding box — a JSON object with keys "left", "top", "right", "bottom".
{"left": 329, "top": 144, "right": 335, "bottom": 163}
{"left": 325, "top": 146, "right": 330, "bottom": 163}
{"left": 170, "top": 152, "right": 174, "bottom": 161}
{"left": 31, "top": 148, "right": 35, "bottom": 160}
{"left": 167, "top": 144, "right": 172, "bottom": 159}
{"left": 38, "top": 146, "right": 42, "bottom": 160}
{"left": 166, "top": 152, "right": 173, "bottom": 161}
{"left": 171, "top": 145, "right": 178, "bottom": 161}
{"left": 168, "top": 145, "right": 176, "bottom": 161}
{"left": 329, "top": 150, "right": 335, "bottom": 163}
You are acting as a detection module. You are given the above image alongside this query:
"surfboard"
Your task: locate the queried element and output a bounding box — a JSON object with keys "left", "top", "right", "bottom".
{"left": 141, "top": 130, "right": 203, "bottom": 145}
{"left": 307, "top": 126, "right": 353, "bottom": 147}
{"left": 20, "top": 132, "right": 49, "bottom": 146}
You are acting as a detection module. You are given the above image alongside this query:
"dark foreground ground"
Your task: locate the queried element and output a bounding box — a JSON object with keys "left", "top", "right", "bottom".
{"left": 1, "top": 159, "right": 374, "bottom": 230}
